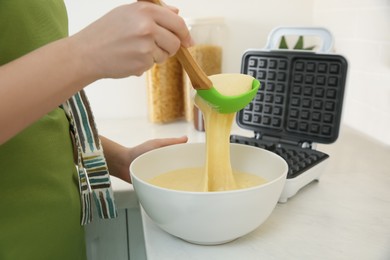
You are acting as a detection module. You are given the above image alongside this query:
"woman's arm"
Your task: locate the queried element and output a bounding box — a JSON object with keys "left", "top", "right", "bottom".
{"left": 100, "top": 135, "right": 188, "bottom": 183}
{"left": 0, "top": 38, "right": 93, "bottom": 144}
{"left": 0, "top": 2, "right": 191, "bottom": 144}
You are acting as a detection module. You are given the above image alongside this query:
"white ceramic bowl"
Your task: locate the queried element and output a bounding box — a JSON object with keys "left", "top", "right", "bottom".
{"left": 130, "top": 143, "right": 288, "bottom": 245}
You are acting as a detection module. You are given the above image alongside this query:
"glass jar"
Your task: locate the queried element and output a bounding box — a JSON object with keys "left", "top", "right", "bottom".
{"left": 146, "top": 56, "right": 184, "bottom": 123}
{"left": 183, "top": 17, "right": 226, "bottom": 131}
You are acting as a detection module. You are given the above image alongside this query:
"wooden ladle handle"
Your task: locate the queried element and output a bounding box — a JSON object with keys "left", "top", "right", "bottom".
{"left": 175, "top": 47, "right": 213, "bottom": 90}
{"left": 138, "top": 0, "right": 213, "bottom": 90}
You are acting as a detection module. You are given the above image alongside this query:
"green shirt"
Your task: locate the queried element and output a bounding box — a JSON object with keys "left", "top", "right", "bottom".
{"left": 0, "top": 1, "right": 86, "bottom": 259}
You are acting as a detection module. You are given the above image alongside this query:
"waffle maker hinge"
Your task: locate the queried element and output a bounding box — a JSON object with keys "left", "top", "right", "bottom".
{"left": 254, "top": 132, "right": 313, "bottom": 149}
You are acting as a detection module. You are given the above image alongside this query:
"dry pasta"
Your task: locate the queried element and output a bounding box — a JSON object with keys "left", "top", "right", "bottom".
{"left": 146, "top": 45, "right": 222, "bottom": 124}
{"left": 147, "top": 56, "right": 184, "bottom": 123}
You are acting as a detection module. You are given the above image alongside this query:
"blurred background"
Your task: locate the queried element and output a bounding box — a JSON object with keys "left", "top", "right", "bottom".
{"left": 64, "top": 0, "right": 390, "bottom": 145}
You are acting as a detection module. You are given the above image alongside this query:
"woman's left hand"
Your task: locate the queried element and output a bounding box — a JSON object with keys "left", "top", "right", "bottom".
{"left": 101, "top": 136, "right": 188, "bottom": 183}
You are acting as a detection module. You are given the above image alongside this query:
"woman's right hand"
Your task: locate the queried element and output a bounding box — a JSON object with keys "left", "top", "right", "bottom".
{"left": 70, "top": 1, "right": 192, "bottom": 79}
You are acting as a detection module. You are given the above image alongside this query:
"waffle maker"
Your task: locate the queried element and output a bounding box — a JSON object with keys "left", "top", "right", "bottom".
{"left": 230, "top": 27, "right": 348, "bottom": 202}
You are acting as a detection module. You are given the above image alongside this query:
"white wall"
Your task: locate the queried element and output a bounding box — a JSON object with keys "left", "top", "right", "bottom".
{"left": 313, "top": 0, "right": 390, "bottom": 145}
{"left": 64, "top": 0, "right": 313, "bottom": 119}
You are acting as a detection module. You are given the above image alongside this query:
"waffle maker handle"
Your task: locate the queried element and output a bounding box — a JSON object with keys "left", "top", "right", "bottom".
{"left": 264, "top": 27, "right": 334, "bottom": 53}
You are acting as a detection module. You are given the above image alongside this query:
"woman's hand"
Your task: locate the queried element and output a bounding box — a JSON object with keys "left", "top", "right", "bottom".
{"left": 70, "top": 2, "right": 192, "bottom": 79}
{"left": 101, "top": 136, "right": 188, "bottom": 183}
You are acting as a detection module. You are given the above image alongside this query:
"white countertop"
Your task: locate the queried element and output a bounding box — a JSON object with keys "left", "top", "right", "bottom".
{"left": 99, "top": 117, "right": 390, "bottom": 260}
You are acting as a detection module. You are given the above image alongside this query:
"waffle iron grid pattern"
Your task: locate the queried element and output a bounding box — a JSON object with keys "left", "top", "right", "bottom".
{"left": 238, "top": 51, "right": 347, "bottom": 144}
{"left": 231, "top": 51, "right": 347, "bottom": 179}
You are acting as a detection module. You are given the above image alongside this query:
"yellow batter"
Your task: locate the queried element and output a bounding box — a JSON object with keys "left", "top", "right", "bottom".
{"left": 149, "top": 74, "right": 266, "bottom": 192}
{"left": 149, "top": 167, "right": 266, "bottom": 192}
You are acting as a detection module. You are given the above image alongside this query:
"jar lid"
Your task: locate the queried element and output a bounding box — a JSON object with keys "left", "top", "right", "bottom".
{"left": 185, "top": 17, "right": 225, "bottom": 26}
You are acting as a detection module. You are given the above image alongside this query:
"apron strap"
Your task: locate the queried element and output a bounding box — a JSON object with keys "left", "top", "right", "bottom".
{"left": 62, "top": 90, "right": 117, "bottom": 225}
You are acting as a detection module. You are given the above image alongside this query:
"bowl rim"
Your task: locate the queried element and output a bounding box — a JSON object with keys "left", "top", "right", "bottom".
{"left": 130, "top": 142, "right": 288, "bottom": 196}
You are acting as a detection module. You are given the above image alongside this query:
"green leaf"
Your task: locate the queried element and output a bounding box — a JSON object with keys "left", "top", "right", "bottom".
{"left": 293, "top": 36, "right": 304, "bottom": 50}
{"left": 279, "top": 36, "right": 289, "bottom": 49}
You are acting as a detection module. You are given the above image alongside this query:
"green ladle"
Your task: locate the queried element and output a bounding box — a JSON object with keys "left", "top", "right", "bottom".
{"left": 140, "top": 0, "right": 260, "bottom": 114}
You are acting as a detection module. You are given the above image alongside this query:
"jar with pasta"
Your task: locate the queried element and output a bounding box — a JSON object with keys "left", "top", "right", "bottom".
{"left": 183, "top": 17, "right": 226, "bottom": 131}
{"left": 147, "top": 56, "right": 184, "bottom": 123}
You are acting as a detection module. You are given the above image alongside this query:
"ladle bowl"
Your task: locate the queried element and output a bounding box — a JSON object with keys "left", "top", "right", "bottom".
{"left": 197, "top": 77, "right": 260, "bottom": 113}
{"left": 130, "top": 143, "right": 288, "bottom": 245}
